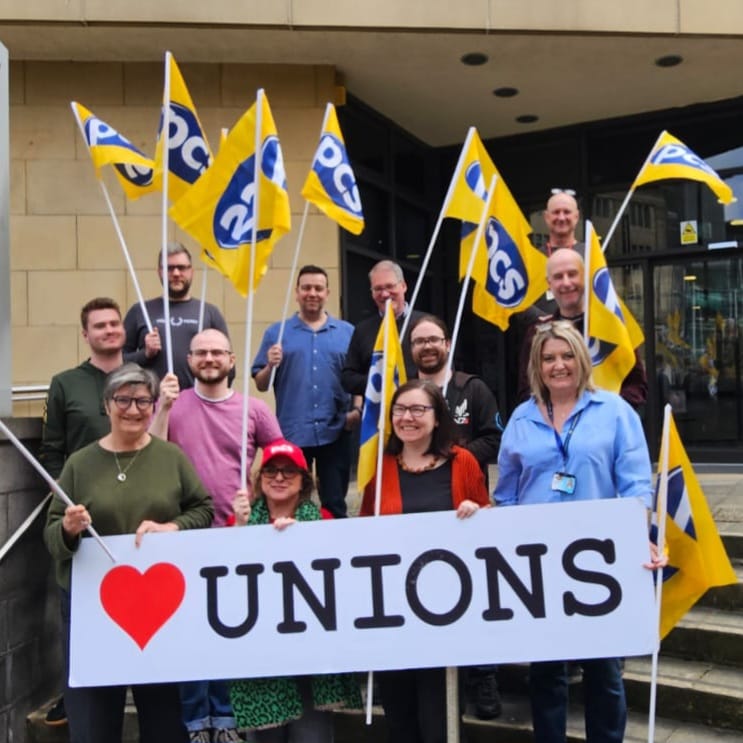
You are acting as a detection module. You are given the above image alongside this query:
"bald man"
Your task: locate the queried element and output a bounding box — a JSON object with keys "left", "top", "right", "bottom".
{"left": 517, "top": 248, "right": 647, "bottom": 408}
{"left": 543, "top": 191, "right": 583, "bottom": 256}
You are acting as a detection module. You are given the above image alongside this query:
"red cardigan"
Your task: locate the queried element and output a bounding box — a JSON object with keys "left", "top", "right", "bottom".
{"left": 360, "top": 445, "right": 490, "bottom": 516}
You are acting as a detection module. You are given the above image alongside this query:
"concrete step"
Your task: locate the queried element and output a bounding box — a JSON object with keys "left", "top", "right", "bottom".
{"left": 333, "top": 698, "right": 743, "bottom": 742}
{"left": 623, "top": 655, "right": 743, "bottom": 732}
{"left": 720, "top": 531, "right": 743, "bottom": 560}
{"left": 698, "top": 561, "right": 743, "bottom": 611}
{"left": 662, "top": 604, "right": 743, "bottom": 665}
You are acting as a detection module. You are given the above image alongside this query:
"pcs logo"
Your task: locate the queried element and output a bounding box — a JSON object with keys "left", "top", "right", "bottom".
{"left": 650, "top": 143, "right": 718, "bottom": 179}
{"left": 213, "top": 136, "right": 287, "bottom": 249}
{"left": 85, "top": 118, "right": 141, "bottom": 157}
{"left": 165, "top": 102, "right": 211, "bottom": 184}
{"left": 483, "top": 218, "right": 528, "bottom": 307}
{"left": 114, "top": 163, "right": 154, "bottom": 187}
{"left": 464, "top": 162, "right": 489, "bottom": 201}
{"left": 312, "top": 134, "right": 362, "bottom": 216}
{"left": 586, "top": 267, "right": 625, "bottom": 364}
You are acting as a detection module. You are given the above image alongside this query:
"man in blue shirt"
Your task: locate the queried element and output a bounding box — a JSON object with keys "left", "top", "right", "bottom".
{"left": 252, "top": 265, "right": 356, "bottom": 517}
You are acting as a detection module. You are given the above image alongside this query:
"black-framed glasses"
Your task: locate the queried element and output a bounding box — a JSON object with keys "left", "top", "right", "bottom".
{"left": 391, "top": 404, "right": 434, "bottom": 418}
{"left": 166, "top": 264, "right": 192, "bottom": 272}
{"left": 550, "top": 188, "right": 576, "bottom": 196}
{"left": 111, "top": 395, "right": 155, "bottom": 411}
{"left": 410, "top": 336, "right": 446, "bottom": 349}
{"left": 261, "top": 465, "right": 302, "bottom": 480}
{"left": 188, "top": 349, "right": 232, "bottom": 358}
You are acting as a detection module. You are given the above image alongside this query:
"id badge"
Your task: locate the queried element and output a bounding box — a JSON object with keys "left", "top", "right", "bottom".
{"left": 551, "top": 471, "right": 576, "bottom": 495}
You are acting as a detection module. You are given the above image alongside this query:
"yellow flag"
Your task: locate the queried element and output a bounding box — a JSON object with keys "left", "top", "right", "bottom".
{"left": 357, "top": 303, "right": 407, "bottom": 491}
{"left": 586, "top": 222, "right": 643, "bottom": 393}
{"left": 153, "top": 52, "right": 212, "bottom": 201}
{"left": 633, "top": 131, "right": 734, "bottom": 204}
{"left": 169, "top": 90, "right": 291, "bottom": 296}
{"left": 653, "top": 413, "right": 737, "bottom": 638}
{"left": 301, "top": 103, "right": 364, "bottom": 235}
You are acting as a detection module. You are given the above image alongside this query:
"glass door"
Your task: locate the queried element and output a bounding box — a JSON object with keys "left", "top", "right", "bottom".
{"left": 653, "top": 256, "right": 743, "bottom": 448}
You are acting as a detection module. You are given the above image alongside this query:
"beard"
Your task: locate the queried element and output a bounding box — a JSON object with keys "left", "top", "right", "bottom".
{"left": 193, "top": 366, "right": 230, "bottom": 385}
{"left": 168, "top": 279, "right": 192, "bottom": 300}
{"left": 414, "top": 351, "right": 447, "bottom": 374}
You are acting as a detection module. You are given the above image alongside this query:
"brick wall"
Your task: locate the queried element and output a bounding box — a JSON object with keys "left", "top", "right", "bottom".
{"left": 0, "top": 418, "right": 59, "bottom": 742}
{"left": 9, "top": 60, "right": 343, "bottom": 416}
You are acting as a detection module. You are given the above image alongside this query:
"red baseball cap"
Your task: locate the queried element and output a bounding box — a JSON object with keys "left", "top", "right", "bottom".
{"left": 261, "top": 439, "right": 308, "bottom": 471}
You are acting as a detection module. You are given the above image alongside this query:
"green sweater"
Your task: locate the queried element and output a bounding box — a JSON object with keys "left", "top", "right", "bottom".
{"left": 44, "top": 436, "right": 214, "bottom": 591}
{"left": 38, "top": 360, "right": 112, "bottom": 479}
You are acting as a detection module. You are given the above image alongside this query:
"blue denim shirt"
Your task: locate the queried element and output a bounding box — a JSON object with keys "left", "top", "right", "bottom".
{"left": 494, "top": 389, "right": 652, "bottom": 508}
{"left": 252, "top": 313, "right": 353, "bottom": 447}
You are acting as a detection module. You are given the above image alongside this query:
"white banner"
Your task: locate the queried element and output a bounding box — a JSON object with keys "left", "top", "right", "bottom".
{"left": 70, "top": 498, "right": 657, "bottom": 687}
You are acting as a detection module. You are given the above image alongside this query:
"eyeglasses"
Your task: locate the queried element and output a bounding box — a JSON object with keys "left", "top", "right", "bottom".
{"left": 411, "top": 336, "right": 446, "bottom": 349}
{"left": 391, "top": 404, "right": 434, "bottom": 418}
{"left": 535, "top": 320, "right": 576, "bottom": 334}
{"left": 550, "top": 188, "right": 576, "bottom": 196}
{"left": 261, "top": 465, "right": 303, "bottom": 480}
{"left": 371, "top": 281, "right": 401, "bottom": 295}
{"left": 166, "top": 264, "right": 192, "bottom": 273}
{"left": 111, "top": 395, "right": 155, "bottom": 411}
{"left": 188, "top": 349, "right": 232, "bottom": 358}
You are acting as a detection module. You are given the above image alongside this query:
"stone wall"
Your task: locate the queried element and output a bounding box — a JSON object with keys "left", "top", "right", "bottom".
{"left": 0, "top": 417, "right": 59, "bottom": 742}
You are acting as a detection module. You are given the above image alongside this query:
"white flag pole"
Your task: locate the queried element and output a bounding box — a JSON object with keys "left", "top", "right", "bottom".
{"left": 400, "top": 127, "right": 477, "bottom": 342}
{"left": 198, "top": 265, "right": 207, "bottom": 333}
{"left": 239, "top": 89, "right": 263, "bottom": 490}
{"left": 70, "top": 102, "right": 152, "bottom": 333}
{"left": 647, "top": 403, "right": 671, "bottom": 743}
{"left": 268, "top": 200, "right": 310, "bottom": 390}
{"left": 583, "top": 220, "right": 593, "bottom": 345}
{"left": 602, "top": 130, "right": 664, "bottom": 253}
{"left": 445, "top": 666, "right": 460, "bottom": 743}
{"left": 0, "top": 419, "right": 116, "bottom": 562}
{"left": 444, "top": 174, "right": 497, "bottom": 399}
{"left": 160, "top": 51, "right": 174, "bottom": 375}
{"left": 364, "top": 297, "right": 393, "bottom": 725}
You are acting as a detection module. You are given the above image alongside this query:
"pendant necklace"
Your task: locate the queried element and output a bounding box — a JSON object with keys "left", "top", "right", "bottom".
{"left": 113, "top": 447, "right": 142, "bottom": 482}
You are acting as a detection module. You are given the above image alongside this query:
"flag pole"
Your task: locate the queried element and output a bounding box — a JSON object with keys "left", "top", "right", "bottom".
{"left": 268, "top": 200, "right": 310, "bottom": 390}
{"left": 602, "top": 130, "right": 664, "bottom": 253}
{"left": 583, "top": 220, "right": 593, "bottom": 345}
{"left": 239, "top": 88, "right": 263, "bottom": 490}
{"left": 401, "top": 127, "right": 476, "bottom": 342}
{"left": 365, "top": 297, "right": 393, "bottom": 726}
{"left": 0, "top": 419, "right": 116, "bottom": 563}
{"left": 445, "top": 666, "right": 460, "bottom": 743}
{"left": 198, "top": 265, "right": 207, "bottom": 332}
{"left": 647, "top": 403, "right": 671, "bottom": 743}
{"left": 444, "top": 174, "right": 497, "bottom": 398}
{"left": 69, "top": 102, "right": 152, "bottom": 333}
{"left": 160, "top": 51, "right": 174, "bottom": 374}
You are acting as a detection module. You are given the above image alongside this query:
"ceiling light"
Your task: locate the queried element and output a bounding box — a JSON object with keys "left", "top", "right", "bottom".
{"left": 655, "top": 54, "right": 683, "bottom": 68}
{"left": 493, "top": 87, "right": 519, "bottom": 98}
{"left": 516, "top": 114, "right": 538, "bottom": 124}
{"left": 460, "top": 52, "right": 489, "bottom": 66}
{"left": 684, "top": 275, "right": 697, "bottom": 281}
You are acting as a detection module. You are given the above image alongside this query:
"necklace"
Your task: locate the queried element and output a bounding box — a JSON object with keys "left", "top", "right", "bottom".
{"left": 396, "top": 454, "right": 439, "bottom": 474}
{"left": 113, "top": 447, "right": 143, "bottom": 482}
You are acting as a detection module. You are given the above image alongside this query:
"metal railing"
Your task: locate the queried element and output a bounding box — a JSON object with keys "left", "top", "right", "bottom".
{"left": 12, "top": 384, "right": 48, "bottom": 402}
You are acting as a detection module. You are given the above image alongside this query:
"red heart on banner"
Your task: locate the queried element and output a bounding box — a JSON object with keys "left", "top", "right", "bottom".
{"left": 99, "top": 563, "right": 186, "bottom": 650}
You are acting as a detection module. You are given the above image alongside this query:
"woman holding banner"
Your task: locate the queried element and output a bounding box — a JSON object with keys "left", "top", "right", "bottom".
{"left": 230, "top": 438, "right": 360, "bottom": 741}
{"left": 493, "top": 321, "right": 660, "bottom": 743}
{"left": 360, "top": 379, "right": 490, "bottom": 743}
{"left": 44, "top": 363, "right": 214, "bottom": 743}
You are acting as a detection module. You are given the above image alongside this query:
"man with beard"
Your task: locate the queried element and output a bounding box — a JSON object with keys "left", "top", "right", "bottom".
{"left": 151, "top": 328, "right": 281, "bottom": 743}
{"left": 252, "top": 265, "right": 355, "bottom": 518}
{"left": 39, "top": 296, "right": 126, "bottom": 727}
{"left": 123, "top": 242, "right": 230, "bottom": 388}
{"left": 409, "top": 313, "right": 503, "bottom": 722}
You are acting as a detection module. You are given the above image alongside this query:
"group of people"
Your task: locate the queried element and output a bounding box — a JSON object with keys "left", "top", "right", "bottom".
{"left": 39, "top": 190, "right": 665, "bottom": 743}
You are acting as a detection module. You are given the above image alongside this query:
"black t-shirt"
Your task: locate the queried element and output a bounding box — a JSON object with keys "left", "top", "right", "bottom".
{"left": 399, "top": 460, "right": 453, "bottom": 514}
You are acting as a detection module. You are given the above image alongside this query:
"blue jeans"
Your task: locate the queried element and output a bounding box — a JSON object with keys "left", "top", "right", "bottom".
{"left": 302, "top": 430, "right": 351, "bottom": 518}
{"left": 180, "top": 680, "right": 236, "bottom": 732}
{"left": 529, "top": 658, "right": 626, "bottom": 743}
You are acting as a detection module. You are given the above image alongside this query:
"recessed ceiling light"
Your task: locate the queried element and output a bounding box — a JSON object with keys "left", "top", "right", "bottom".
{"left": 516, "top": 114, "right": 539, "bottom": 124}
{"left": 460, "top": 52, "right": 489, "bottom": 66}
{"left": 684, "top": 275, "right": 697, "bottom": 281}
{"left": 493, "top": 87, "right": 519, "bottom": 98}
{"left": 655, "top": 54, "right": 683, "bottom": 68}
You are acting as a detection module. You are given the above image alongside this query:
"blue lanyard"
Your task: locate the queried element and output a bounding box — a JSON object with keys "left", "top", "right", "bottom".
{"left": 546, "top": 401, "right": 581, "bottom": 469}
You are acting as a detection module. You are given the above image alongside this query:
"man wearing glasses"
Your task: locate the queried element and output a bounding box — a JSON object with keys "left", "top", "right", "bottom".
{"left": 123, "top": 242, "right": 230, "bottom": 389}
{"left": 341, "top": 259, "right": 426, "bottom": 396}
{"left": 38, "top": 296, "right": 126, "bottom": 727}
{"left": 151, "top": 328, "right": 281, "bottom": 743}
